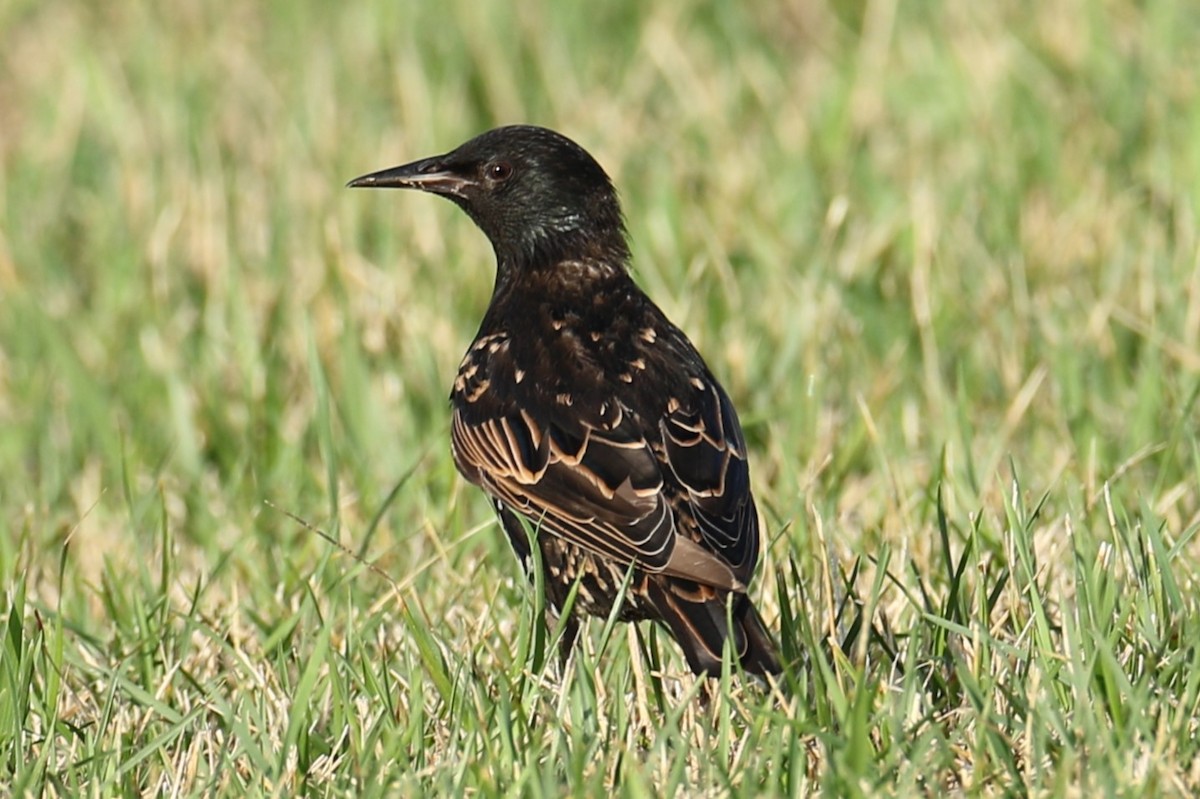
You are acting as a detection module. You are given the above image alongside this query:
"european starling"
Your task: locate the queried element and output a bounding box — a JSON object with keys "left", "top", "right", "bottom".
{"left": 348, "top": 125, "right": 780, "bottom": 677}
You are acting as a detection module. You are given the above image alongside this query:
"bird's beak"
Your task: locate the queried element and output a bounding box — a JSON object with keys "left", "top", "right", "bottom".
{"left": 346, "top": 155, "right": 474, "bottom": 198}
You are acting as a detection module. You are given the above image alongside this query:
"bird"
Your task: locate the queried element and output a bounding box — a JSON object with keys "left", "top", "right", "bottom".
{"left": 348, "top": 125, "right": 780, "bottom": 677}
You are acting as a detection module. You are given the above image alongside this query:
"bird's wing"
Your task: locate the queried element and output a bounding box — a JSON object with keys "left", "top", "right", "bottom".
{"left": 451, "top": 387, "right": 750, "bottom": 593}
{"left": 658, "top": 377, "right": 760, "bottom": 582}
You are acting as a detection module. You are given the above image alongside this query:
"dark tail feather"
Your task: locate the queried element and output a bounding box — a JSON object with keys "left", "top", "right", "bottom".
{"left": 645, "top": 579, "right": 781, "bottom": 677}
{"left": 735, "top": 595, "right": 782, "bottom": 676}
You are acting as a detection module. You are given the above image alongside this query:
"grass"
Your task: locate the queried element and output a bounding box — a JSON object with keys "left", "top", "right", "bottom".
{"left": 2, "top": 0, "right": 1200, "bottom": 795}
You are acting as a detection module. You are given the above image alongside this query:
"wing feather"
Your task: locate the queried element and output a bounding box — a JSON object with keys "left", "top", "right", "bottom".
{"left": 449, "top": 325, "right": 756, "bottom": 593}
{"left": 451, "top": 399, "right": 746, "bottom": 591}
{"left": 659, "top": 379, "right": 758, "bottom": 578}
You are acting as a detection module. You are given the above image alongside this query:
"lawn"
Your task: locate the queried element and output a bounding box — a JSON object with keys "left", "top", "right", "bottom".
{"left": 2, "top": 0, "right": 1199, "bottom": 795}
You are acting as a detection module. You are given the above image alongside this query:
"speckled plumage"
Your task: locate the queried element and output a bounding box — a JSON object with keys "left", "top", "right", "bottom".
{"left": 349, "top": 126, "right": 779, "bottom": 676}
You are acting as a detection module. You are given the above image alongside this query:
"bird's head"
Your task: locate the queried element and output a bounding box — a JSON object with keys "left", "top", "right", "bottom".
{"left": 349, "top": 125, "right": 630, "bottom": 269}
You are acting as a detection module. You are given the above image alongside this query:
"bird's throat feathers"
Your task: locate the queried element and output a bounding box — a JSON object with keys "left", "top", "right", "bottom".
{"left": 490, "top": 212, "right": 633, "bottom": 288}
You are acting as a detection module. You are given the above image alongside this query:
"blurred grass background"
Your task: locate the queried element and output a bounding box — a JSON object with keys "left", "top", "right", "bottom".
{"left": 2, "top": 0, "right": 1199, "bottom": 795}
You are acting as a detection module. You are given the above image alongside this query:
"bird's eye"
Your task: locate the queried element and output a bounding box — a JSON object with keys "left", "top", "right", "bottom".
{"left": 487, "top": 161, "right": 514, "bottom": 181}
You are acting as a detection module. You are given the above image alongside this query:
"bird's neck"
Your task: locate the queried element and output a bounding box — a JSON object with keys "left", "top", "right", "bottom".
{"left": 492, "top": 227, "right": 631, "bottom": 291}
{"left": 495, "top": 232, "right": 629, "bottom": 275}
{"left": 484, "top": 241, "right": 637, "bottom": 327}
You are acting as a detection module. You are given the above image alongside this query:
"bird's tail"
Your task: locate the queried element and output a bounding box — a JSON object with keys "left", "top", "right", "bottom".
{"left": 645, "top": 579, "right": 781, "bottom": 677}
